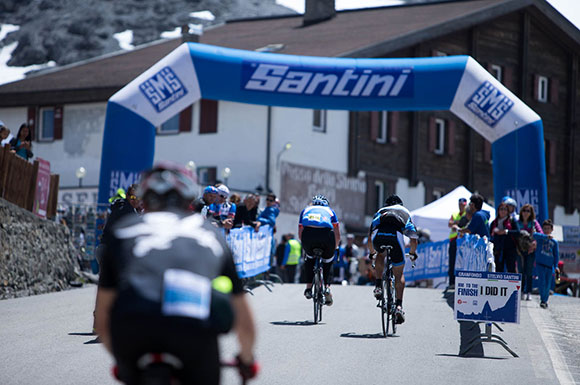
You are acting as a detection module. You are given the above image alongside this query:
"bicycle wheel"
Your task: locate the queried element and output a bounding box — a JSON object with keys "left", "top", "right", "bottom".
{"left": 316, "top": 270, "right": 323, "bottom": 323}
{"left": 388, "top": 274, "right": 397, "bottom": 335}
{"left": 381, "top": 279, "right": 388, "bottom": 337}
{"left": 312, "top": 275, "right": 319, "bottom": 324}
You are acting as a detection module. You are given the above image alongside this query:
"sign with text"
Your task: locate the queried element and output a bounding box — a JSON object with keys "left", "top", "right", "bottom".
{"left": 279, "top": 162, "right": 366, "bottom": 226}
{"left": 226, "top": 225, "right": 272, "bottom": 278}
{"left": 404, "top": 239, "right": 449, "bottom": 281}
{"left": 455, "top": 271, "right": 521, "bottom": 324}
{"left": 559, "top": 243, "right": 580, "bottom": 275}
{"left": 33, "top": 158, "right": 51, "bottom": 218}
{"left": 563, "top": 226, "right": 580, "bottom": 245}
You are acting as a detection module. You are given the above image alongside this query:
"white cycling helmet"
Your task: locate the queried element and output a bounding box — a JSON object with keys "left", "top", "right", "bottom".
{"left": 217, "top": 184, "right": 230, "bottom": 198}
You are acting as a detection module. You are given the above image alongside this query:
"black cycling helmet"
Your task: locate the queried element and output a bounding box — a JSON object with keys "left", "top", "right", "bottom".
{"left": 138, "top": 162, "right": 197, "bottom": 211}
{"left": 384, "top": 194, "right": 403, "bottom": 207}
{"left": 312, "top": 194, "right": 329, "bottom": 206}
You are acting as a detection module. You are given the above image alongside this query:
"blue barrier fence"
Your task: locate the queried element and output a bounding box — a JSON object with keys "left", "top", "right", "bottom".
{"left": 226, "top": 225, "right": 273, "bottom": 278}
{"left": 404, "top": 234, "right": 493, "bottom": 281}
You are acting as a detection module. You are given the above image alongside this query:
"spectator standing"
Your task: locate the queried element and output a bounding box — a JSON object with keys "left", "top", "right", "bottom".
{"left": 189, "top": 186, "right": 218, "bottom": 218}
{"left": 533, "top": 219, "right": 559, "bottom": 308}
{"left": 281, "top": 234, "right": 301, "bottom": 283}
{"left": 447, "top": 198, "right": 467, "bottom": 289}
{"left": 490, "top": 202, "right": 517, "bottom": 272}
{"left": 10, "top": 123, "right": 33, "bottom": 161}
{"left": 458, "top": 194, "right": 490, "bottom": 238}
{"left": 257, "top": 193, "right": 280, "bottom": 230}
{"left": 209, "top": 185, "right": 236, "bottom": 229}
{"left": 274, "top": 234, "right": 289, "bottom": 279}
{"left": 230, "top": 193, "right": 241, "bottom": 205}
{"left": 233, "top": 194, "right": 260, "bottom": 230}
{"left": 502, "top": 196, "right": 519, "bottom": 221}
{"left": 517, "top": 204, "right": 543, "bottom": 300}
{"left": 0, "top": 122, "right": 13, "bottom": 147}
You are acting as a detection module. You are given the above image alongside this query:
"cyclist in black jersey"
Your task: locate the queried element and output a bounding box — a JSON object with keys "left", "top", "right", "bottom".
{"left": 368, "top": 194, "right": 418, "bottom": 324}
{"left": 95, "top": 162, "right": 257, "bottom": 385}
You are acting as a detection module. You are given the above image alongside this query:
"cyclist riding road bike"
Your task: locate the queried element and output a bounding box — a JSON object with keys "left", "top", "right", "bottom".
{"left": 94, "top": 162, "right": 257, "bottom": 385}
{"left": 368, "top": 194, "right": 418, "bottom": 325}
{"left": 299, "top": 195, "right": 340, "bottom": 306}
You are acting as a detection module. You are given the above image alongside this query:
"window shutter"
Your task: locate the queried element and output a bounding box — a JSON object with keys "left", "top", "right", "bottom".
{"left": 447, "top": 120, "right": 455, "bottom": 155}
{"left": 533, "top": 74, "right": 539, "bottom": 100}
{"left": 550, "top": 78, "right": 559, "bottom": 105}
{"left": 389, "top": 111, "right": 399, "bottom": 144}
{"left": 199, "top": 99, "right": 218, "bottom": 134}
{"left": 484, "top": 140, "right": 491, "bottom": 162}
{"left": 370, "top": 111, "right": 379, "bottom": 141}
{"left": 428, "top": 117, "right": 436, "bottom": 152}
{"left": 504, "top": 66, "right": 513, "bottom": 90}
{"left": 207, "top": 167, "right": 217, "bottom": 185}
{"left": 549, "top": 140, "right": 557, "bottom": 175}
{"left": 27, "top": 106, "right": 37, "bottom": 141}
{"left": 53, "top": 105, "right": 63, "bottom": 140}
{"left": 179, "top": 105, "right": 193, "bottom": 132}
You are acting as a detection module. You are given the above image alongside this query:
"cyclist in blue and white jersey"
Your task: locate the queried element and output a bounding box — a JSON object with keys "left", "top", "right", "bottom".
{"left": 299, "top": 195, "right": 340, "bottom": 306}
{"left": 368, "top": 194, "right": 418, "bottom": 324}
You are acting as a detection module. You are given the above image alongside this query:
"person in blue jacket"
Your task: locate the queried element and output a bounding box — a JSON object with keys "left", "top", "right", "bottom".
{"left": 533, "top": 219, "right": 560, "bottom": 309}
{"left": 459, "top": 193, "right": 490, "bottom": 238}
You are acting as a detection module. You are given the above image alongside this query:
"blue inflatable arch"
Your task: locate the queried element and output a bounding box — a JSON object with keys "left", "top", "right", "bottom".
{"left": 99, "top": 42, "right": 548, "bottom": 220}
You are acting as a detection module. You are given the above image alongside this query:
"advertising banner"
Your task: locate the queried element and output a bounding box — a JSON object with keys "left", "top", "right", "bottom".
{"left": 454, "top": 271, "right": 521, "bottom": 324}
{"left": 559, "top": 243, "right": 580, "bottom": 275}
{"left": 32, "top": 158, "right": 51, "bottom": 218}
{"left": 404, "top": 239, "right": 449, "bottom": 281}
{"left": 226, "top": 225, "right": 272, "bottom": 278}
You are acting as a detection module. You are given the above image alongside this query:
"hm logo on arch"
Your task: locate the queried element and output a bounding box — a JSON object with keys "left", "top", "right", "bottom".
{"left": 505, "top": 189, "right": 539, "bottom": 214}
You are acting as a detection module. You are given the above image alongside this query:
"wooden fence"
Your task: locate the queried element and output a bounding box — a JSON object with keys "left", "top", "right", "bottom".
{"left": 0, "top": 144, "right": 59, "bottom": 219}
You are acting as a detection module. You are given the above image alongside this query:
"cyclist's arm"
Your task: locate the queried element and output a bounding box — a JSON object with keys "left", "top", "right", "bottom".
{"left": 333, "top": 222, "right": 340, "bottom": 249}
{"left": 232, "top": 294, "right": 256, "bottom": 365}
{"left": 367, "top": 227, "right": 376, "bottom": 254}
{"left": 409, "top": 238, "right": 418, "bottom": 254}
{"left": 94, "top": 287, "right": 117, "bottom": 354}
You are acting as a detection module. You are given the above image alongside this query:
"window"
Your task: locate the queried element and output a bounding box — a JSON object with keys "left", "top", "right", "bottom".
{"left": 313, "top": 109, "right": 327, "bottom": 132}
{"left": 197, "top": 167, "right": 217, "bottom": 185}
{"left": 200, "top": 99, "right": 218, "bottom": 134}
{"left": 537, "top": 76, "right": 548, "bottom": 102}
{"left": 434, "top": 118, "right": 445, "bottom": 155}
{"left": 374, "top": 181, "right": 384, "bottom": 211}
{"left": 377, "top": 111, "right": 388, "bottom": 144}
{"left": 158, "top": 113, "right": 179, "bottom": 134}
{"left": 490, "top": 64, "right": 502, "bottom": 82}
{"left": 39, "top": 107, "right": 54, "bottom": 141}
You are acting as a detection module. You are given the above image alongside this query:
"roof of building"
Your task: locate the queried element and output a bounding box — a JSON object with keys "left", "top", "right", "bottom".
{"left": 0, "top": 0, "right": 577, "bottom": 106}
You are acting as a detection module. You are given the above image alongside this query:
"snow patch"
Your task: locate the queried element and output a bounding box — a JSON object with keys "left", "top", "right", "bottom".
{"left": 0, "top": 24, "right": 20, "bottom": 42}
{"left": 0, "top": 42, "right": 56, "bottom": 85}
{"left": 189, "top": 10, "right": 215, "bottom": 21}
{"left": 113, "top": 30, "right": 135, "bottom": 50}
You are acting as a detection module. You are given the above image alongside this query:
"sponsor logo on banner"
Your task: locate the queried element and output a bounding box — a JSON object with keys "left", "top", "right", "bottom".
{"left": 465, "top": 81, "right": 514, "bottom": 127}
{"left": 139, "top": 67, "right": 188, "bottom": 112}
{"left": 109, "top": 170, "right": 141, "bottom": 198}
{"left": 241, "top": 62, "right": 414, "bottom": 98}
{"left": 504, "top": 188, "right": 539, "bottom": 213}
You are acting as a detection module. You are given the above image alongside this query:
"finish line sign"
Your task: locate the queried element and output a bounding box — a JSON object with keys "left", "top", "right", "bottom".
{"left": 454, "top": 271, "right": 522, "bottom": 324}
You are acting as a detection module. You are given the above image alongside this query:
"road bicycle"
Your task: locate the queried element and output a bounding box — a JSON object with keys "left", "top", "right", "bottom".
{"left": 311, "top": 248, "right": 325, "bottom": 324}
{"left": 374, "top": 245, "right": 416, "bottom": 337}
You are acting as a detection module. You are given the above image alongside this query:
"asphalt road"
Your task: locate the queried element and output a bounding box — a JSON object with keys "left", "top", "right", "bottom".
{"left": 0, "top": 284, "right": 578, "bottom": 385}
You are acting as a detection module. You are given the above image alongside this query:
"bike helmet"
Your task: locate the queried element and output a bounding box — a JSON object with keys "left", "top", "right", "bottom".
{"left": 138, "top": 162, "right": 197, "bottom": 210}
{"left": 384, "top": 194, "right": 403, "bottom": 207}
{"left": 311, "top": 194, "right": 329, "bottom": 206}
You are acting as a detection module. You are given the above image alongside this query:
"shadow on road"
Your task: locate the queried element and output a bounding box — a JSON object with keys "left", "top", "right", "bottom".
{"left": 270, "top": 320, "right": 319, "bottom": 326}
{"left": 339, "top": 332, "right": 396, "bottom": 339}
{"left": 443, "top": 290, "right": 484, "bottom": 357}
{"left": 435, "top": 353, "right": 508, "bottom": 360}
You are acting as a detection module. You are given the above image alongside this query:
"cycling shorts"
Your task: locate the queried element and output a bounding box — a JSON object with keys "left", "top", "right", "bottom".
{"left": 111, "top": 312, "right": 220, "bottom": 385}
{"left": 301, "top": 226, "right": 336, "bottom": 261}
{"left": 371, "top": 226, "right": 405, "bottom": 266}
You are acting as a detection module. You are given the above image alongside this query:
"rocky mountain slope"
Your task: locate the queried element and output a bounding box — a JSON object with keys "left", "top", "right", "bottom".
{"left": 0, "top": 0, "right": 295, "bottom": 67}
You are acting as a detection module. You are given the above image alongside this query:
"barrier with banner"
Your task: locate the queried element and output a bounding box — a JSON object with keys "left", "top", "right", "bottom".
{"left": 226, "top": 225, "right": 273, "bottom": 278}
{"left": 404, "top": 234, "right": 493, "bottom": 281}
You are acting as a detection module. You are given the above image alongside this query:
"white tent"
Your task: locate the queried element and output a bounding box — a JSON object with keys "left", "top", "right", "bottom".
{"left": 411, "top": 186, "right": 496, "bottom": 242}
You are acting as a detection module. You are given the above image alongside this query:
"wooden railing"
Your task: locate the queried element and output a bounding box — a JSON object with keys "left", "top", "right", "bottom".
{"left": 0, "top": 144, "right": 59, "bottom": 219}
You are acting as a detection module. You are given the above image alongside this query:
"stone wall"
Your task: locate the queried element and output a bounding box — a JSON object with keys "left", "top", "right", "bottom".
{"left": 0, "top": 198, "right": 78, "bottom": 299}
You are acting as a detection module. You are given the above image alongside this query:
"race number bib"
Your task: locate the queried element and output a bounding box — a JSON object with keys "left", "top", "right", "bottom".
{"left": 162, "top": 269, "right": 211, "bottom": 320}
{"left": 308, "top": 213, "right": 322, "bottom": 222}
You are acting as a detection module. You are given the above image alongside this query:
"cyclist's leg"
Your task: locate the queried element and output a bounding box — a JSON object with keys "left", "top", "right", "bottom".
{"left": 391, "top": 234, "right": 406, "bottom": 305}
{"left": 301, "top": 227, "right": 317, "bottom": 291}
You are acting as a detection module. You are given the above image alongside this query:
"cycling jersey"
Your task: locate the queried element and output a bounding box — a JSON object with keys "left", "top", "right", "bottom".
{"left": 209, "top": 202, "right": 237, "bottom": 221}
{"left": 371, "top": 204, "right": 418, "bottom": 239}
{"left": 299, "top": 206, "right": 338, "bottom": 229}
